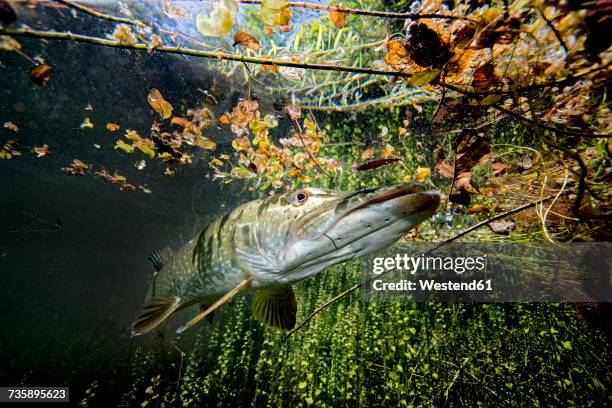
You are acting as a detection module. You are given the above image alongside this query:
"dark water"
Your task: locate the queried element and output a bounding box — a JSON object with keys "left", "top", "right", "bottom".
{"left": 0, "top": 33, "right": 252, "bottom": 395}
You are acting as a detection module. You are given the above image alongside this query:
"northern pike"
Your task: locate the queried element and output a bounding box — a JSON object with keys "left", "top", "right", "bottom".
{"left": 132, "top": 182, "right": 440, "bottom": 336}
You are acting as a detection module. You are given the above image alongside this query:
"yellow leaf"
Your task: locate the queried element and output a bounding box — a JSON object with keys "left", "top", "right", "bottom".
{"left": 115, "top": 139, "right": 134, "bottom": 154}
{"left": 382, "top": 144, "right": 395, "bottom": 158}
{"left": 147, "top": 88, "right": 173, "bottom": 119}
{"left": 196, "top": 0, "right": 238, "bottom": 37}
{"left": 231, "top": 166, "right": 257, "bottom": 179}
{"left": 260, "top": 0, "right": 292, "bottom": 26}
{"left": 415, "top": 167, "right": 431, "bottom": 182}
{"left": 164, "top": 167, "right": 175, "bottom": 176}
{"left": 159, "top": 152, "right": 173, "bottom": 161}
{"left": 195, "top": 136, "right": 216, "bottom": 150}
{"left": 210, "top": 158, "right": 224, "bottom": 167}
{"left": 233, "top": 31, "right": 261, "bottom": 50}
{"left": 32, "top": 144, "right": 50, "bottom": 157}
{"left": 361, "top": 147, "right": 374, "bottom": 160}
{"left": 106, "top": 123, "right": 120, "bottom": 132}
{"left": 80, "top": 117, "right": 94, "bottom": 129}
{"left": 304, "top": 116, "right": 317, "bottom": 131}
{"left": 136, "top": 142, "right": 155, "bottom": 159}
{"left": 232, "top": 136, "right": 250, "bottom": 151}
{"left": 125, "top": 129, "right": 142, "bottom": 141}
{"left": 407, "top": 70, "right": 441, "bottom": 87}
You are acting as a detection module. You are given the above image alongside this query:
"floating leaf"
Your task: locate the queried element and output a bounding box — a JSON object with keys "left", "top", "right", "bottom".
{"left": 0, "top": 35, "right": 20, "bottom": 51}
{"left": 111, "top": 24, "right": 136, "bottom": 45}
{"left": 263, "top": 26, "right": 275, "bottom": 36}
{"left": 355, "top": 158, "right": 400, "bottom": 171}
{"left": 407, "top": 70, "right": 441, "bottom": 87}
{"left": 260, "top": 0, "right": 292, "bottom": 26}
{"left": 106, "top": 123, "right": 120, "bottom": 132}
{"left": 164, "top": 167, "right": 175, "bottom": 176}
{"left": 80, "top": 117, "right": 94, "bottom": 129}
{"left": 135, "top": 139, "right": 156, "bottom": 158}
{"left": 85, "top": 103, "right": 93, "bottom": 111}
{"left": 382, "top": 143, "right": 395, "bottom": 158}
{"left": 170, "top": 117, "right": 189, "bottom": 127}
{"left": 329, "top": 5, "right": 347, "bottom": 29}
{"left": 62, "top": 159, "right": 89, "bottom": 175}
{"left": 361, "top": 147, "right": 374, "bottom": 160}
{"left": 30, "top": 64, "right": 52, "bottom": 85}
{"left": 3, "top": 121, "right": 18, "bottom": 133}
{"left": 415, "top": 167, "right": 431, "bottom": 182}
{"left": 231, "top": 166, "right": 257, "bottom": 179}
{"left": 233, "top": 31, "right": 261, "bottom": 50}
{"left": 195, "top": 136, "right": 216, "bottom": 150}
{"left": 148, "top": 88, "right": 173, "bottom": 119}
{"left": 115, "top": 139, "right": 134, "bottom": 154}
{"left": 196, "top": 0, "right": 238, "bottom": 37}
{"left": 125, "top": 129, "right": 142, "bottom": 141}
{"left": 219, "top": 114, "right": 231, "bottom": 125}
{"left": 32, "top": 144, "right": 50, "bottom": 157}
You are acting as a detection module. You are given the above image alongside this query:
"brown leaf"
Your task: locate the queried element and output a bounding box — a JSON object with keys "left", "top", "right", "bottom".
{"left": 360, "top": 147, "right": 374, "bottom": 160}
{"left": 148, "top": 88, "right": 173, "bottom": 119}
{"left": 406, "top": 23, "right": 452, "bottom": 68}
{"left": 106, "top": 123, "right": 120, "bottom": 132}
{"left": 233, "top": 31, "right": 261, "bottom": 50}
{"left": 330, "top": 6, "right": 347, "bottom": 29}
{"left": 30, "top": 64, "right": 52, "bottom": 85}
{"left": 489, "top": 219, "right": 516, "bottom": 235}
{"left": 3, "top": 121, "right": 19, "bottom": 133}
{"left": 355, "top": 158, "right": 400, "bottom": 171}
{"left": 472, "top": 62, "right": 495, "bottom": 90}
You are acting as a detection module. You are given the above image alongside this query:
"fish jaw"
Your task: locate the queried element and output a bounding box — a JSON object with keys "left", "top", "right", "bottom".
{"left": 270, "top": 183, "right": 440, "bottom": 284}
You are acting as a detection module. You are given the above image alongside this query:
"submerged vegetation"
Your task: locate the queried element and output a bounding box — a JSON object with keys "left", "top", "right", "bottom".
{"left": 0, "top": 0, "right": 610, "bottom": 406}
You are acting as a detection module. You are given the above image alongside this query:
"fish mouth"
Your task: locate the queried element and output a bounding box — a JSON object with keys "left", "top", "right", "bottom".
{"left": 307, "top": 183, "right": 440, "bottom": 265}
{"left": 327, "top": 182, "right": 440, "bottom": 231}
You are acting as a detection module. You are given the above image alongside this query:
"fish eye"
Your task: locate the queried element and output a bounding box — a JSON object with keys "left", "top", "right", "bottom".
{"left": 293, "top": 189, "right": 309, "bottom": 206}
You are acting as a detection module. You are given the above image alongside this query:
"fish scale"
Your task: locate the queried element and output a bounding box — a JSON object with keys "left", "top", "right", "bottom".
{"left": 131, "top": 182, "right": 440, "bottom": 336}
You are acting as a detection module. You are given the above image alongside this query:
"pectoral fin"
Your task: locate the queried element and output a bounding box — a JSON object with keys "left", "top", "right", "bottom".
{"left": 131, "top": 294, "right": 182, "bottom": 336}
{"left": 176, "top": 277, "right": 252, "bottom": 334}
{"left": 252, "top": 286, "right": 297, "bottom": 330}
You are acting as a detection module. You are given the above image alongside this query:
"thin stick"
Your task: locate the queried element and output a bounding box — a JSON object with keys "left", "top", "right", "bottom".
{"left": 0, "top": 27, "right": 418, "bottom": 79}
{"left": 53, "top": 0, "right": 143, "bottom": 26}
{"left": 237, "top": 0, "right": 477, "bottom": 22}
{"left": 176, "top": 277, "right": 251, "bottom": 334}
{"left": 283, "top": 190, "right": 573, "bottom": 340}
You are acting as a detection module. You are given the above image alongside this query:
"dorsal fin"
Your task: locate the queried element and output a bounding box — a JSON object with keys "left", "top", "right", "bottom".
{"left": 148, "top": 247, "right": 173, "bottom": 272}
{"left": 252, "top": 286, "right": 297, "bottom": 330}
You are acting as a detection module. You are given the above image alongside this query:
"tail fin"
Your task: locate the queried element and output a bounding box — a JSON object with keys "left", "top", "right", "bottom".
{"left": 131, "top": 295, "right": 182, "bottom": 336}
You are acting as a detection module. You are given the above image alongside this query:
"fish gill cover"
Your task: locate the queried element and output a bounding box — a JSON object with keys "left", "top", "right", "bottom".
{"left": 0, "top": 0, "right": 610, "bottom": 407}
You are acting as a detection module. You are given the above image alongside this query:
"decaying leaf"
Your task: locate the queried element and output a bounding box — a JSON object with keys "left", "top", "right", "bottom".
{"left": 406, "top": 23, "right": 453, "bottom": 68}
{"left": 260, "top": 0, "right": 292, "bottom": 26}
{"left": 62, "top": 159, "right": 89, "bottom": 175}
{"left": 407, "top": 70, "right": 441, "bottom": 87}
{"left": 80, "top": 117, "right": 94, "bottom": 129}
{"left": 361, "top": 147, "right": 374, "bottom": 160}
{"left": 0, "top": 140, "right": 20, "bottom": 159}
{"left": 0, "top": 35, "right": 20, "bottom": 51}
{"left": 148, "top": 88, "right": 173, "bottom": 119}
{"left": 106, "top": 123, "right": 120, "bottom": 132}
{"left": 4, "top": 121, "right": 18, "bottom": 133}
{"left": 32, "top": 144, "right": 50, "bottom": 158}
{"left": 111, "top": 24, "right": 136, "bottom": 45}
{"left": 196, "top": 0, "right": 238, "bottom": 37}
{"left": 170, "top": 117, "right": 189, "bottom": 127}
{"left": 233, "top": 32, "right": 261, "bottom": 50}
{"left": 283, "top": 104, "right": 301, "bottom": 120}
{"left": 30, "top": 64, "right": 52, "bottom": 85}
{"left": 330, "top": 5, "right": 347, "bottom": 29}
{"left": 382, "top": 144, "right": 395, "bottom": 158}
{"left": 195, "top": 136, "right": 216, "bottom": 150}
{"left": 489, "top": 219, "right": 516, "bottom": 235}
{"left": 115, "top": 139, "right": 135, "bottom": 154}
{"left": 415, "top": 167, "right": 431, "bottom": 182}
{"left": 355, "top": 158, "right": 400, "bottom": 171}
